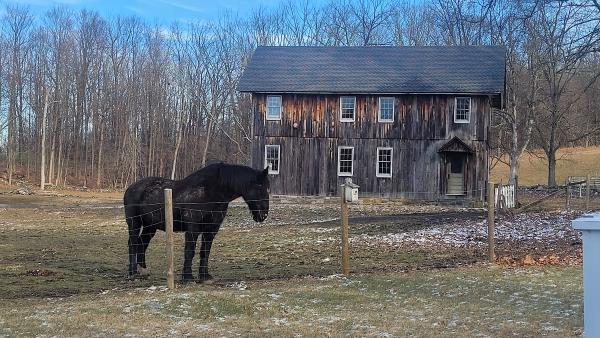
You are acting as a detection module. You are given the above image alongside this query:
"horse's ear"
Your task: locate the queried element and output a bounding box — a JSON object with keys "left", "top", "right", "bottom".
{"left": 260, "top": 168, "right": 269, "bottom": 182}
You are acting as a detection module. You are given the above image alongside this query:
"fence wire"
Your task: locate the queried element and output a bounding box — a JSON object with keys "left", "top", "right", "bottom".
{"left": 1, "top": 189, "right": 594, "bottom": 299}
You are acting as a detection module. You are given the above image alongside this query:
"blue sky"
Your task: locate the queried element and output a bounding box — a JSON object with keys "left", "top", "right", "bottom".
{"left": 2, "top": 0, "right": 292, "bottom": 24}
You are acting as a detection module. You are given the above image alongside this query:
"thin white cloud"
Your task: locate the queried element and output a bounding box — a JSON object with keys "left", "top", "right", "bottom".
{"left": 4, "top": 0, "right": 86, "bottom": 5}
{"left": 124, "top": 5, "right": 146, "bottom": 15}
{"left": 53, "top": 0, "right": 86, "bottom": 4}
{"left": 156, "top": 0, "right": 204, "bottom": 13}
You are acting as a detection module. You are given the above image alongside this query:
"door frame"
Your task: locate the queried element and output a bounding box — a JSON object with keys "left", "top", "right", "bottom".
{"left": 444, "top": 152, "right": 467, "bottom": 196}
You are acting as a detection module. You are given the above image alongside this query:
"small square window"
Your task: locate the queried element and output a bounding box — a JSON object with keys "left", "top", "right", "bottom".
{"left": 340, "top": 96, "right": 356, "bottom": 122}
{"left": 265, "top": 145, "right": 280, "bottom": 174}
{"left": 376, "top": 147, "right": 393, "bottom": 177}
{"left": 378, "top": 97, "right": 394, "bottom": 122}
{"left": 454, "top": 97, "right": 471, "bottom": 123}
{"left": 267, "top": 96, "right": 282, "bottom": 120}
{"left": 338, "top": 147, "right": 354, "bottom": 176}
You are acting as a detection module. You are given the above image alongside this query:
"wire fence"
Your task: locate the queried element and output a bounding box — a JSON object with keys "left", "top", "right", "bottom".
{"left": 1, "top": 187, "right": 594, "bottom": 299}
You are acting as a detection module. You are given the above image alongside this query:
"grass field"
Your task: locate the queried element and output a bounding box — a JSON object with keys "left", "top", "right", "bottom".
{"left": 491, "top": 146, "right": 600, "bottom": 186}
{"left": 0, "top": 192, "right": 585, "bottom": 336}
{"left": 0, "top": 266, "right": 582, "bottom": 337}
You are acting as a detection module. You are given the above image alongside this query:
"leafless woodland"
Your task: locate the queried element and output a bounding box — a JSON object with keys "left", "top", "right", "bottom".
{"left": 0, "top": 0, "right": 599, "bottom": 189}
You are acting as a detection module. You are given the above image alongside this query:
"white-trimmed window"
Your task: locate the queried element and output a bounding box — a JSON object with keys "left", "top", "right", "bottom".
{"left": 338, "top": 146, "right": 354, "bottom": 176}
{"left": 376, "top": 147, "right": 393, "bottom": 178}
{"left": 378, "top": 97, "right": 394, "bottom": 122}
{"left": 265, "top": 145, "right": 280, "bottom": 174}
{"left": 340, "top": 96, "right": 356, "bottom": 122}
{"left": 454, "top": 97, "right": 471, "bottom": 123}
{"left": 266, "top": 95, "right": 282, "bottom": 120}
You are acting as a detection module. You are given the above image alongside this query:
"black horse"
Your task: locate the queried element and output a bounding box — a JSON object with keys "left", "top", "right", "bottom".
{"left": 124, "top": 163, "right": 269, "bottom": 282}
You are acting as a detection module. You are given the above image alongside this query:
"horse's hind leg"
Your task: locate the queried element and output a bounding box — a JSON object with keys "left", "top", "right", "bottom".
{"left": 182, "top": 231, "right": 199, "bottom": 282}
{"left": 137, "top": 225, "right": 157, "bottom": 275}
{"left": 198, "top": 231, "right": 216, "bottom": 283}
{"left": 127, "top": 216, "right": 143, "bottom": 277}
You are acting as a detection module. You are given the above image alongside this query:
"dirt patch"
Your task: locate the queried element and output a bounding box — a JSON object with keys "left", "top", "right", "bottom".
{"left": 0, "top": 192, "right": 586, "bottom": 300}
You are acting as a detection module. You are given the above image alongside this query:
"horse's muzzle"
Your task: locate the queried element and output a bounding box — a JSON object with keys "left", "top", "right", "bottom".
{"left": 253, "top": 210, "right": 268, "bottom": 222}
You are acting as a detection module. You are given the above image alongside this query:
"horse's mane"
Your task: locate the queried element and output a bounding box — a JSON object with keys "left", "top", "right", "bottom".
{"left": 182, "top": 163, "right": 262, "bottom": 192}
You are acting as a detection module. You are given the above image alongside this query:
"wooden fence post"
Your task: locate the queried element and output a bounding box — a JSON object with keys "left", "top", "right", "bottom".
{"left": 164, "top": 188, "right": 175, "bottom": 289}
{"left": 487, "top": 182, "right": 495, "bottom": 263}
{"left": 566, "top": 177, "right": 571, "bottom": 211}
{"left": 498, "top": 180, "right": 504, "bottom": 213}
{"left": 514, "top": 175, "right": 519, "bottom": 207}
{"left": 586, "top": 174, "right": 591, "bottom": 210}
{"left": 341, "top": 186, "right": 350, "bottom": 275}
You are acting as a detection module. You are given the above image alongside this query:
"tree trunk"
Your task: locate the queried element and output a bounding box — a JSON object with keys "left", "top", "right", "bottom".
{"left": 201, "top": 116, "right": 214, "bottom": 167}
{"left": 96, "top": 123, "right": 104, "bottom": 187}
{"left": 40, "top": 90, "right": 48, "bottom": 190}
{"left": 171, "top": 128, "right": 183, "bottom": 180}
{"left": 547, "top": 149, "right": 557, "bottom": 187}
{"left": 508, "top": 155, "right": 519, "bottom": 186}
{"left": 48, "top": 130, "right": 56, "bottom": 186}
{"left": 55, "top": 133, "right": 63, "bottom": 186}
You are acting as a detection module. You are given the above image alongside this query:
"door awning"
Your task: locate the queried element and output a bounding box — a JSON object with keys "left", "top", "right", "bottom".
{"left": 438, "top": 137, "right": 475, "bottom": 154}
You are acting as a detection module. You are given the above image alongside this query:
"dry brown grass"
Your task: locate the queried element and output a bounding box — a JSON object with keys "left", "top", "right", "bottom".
{"left": 0, "top": 192, "right": 585, "bottom": 336}
{"left": 0, "top": 266, "right": 582, "bottom": 337}
{"left": 491, "top": 146, "right": 600, "bottom": 186}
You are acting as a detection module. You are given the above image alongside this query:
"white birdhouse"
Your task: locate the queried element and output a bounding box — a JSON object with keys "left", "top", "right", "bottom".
{"left": 342, "top": 178, "right": 360, "bottom": 203}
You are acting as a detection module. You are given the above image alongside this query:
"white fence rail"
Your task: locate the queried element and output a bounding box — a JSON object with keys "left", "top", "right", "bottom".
{"left": 495, "top": 184, "right": 515, "bottom": 209}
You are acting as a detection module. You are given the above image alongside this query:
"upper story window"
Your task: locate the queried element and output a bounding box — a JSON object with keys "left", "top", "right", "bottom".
{"left": 265, "top": 145, "right": 280, "bottom": 174}
{"left": 340, "top": 96, "right": 356, "bottom": 122}
{"left": 454, "top": 97, "right": 471, "bottom": 123}
{"left": 376, "top": 147, "right": 393, "bottom": 178}
{"left": 338, "top": 146, "right": 354, "bottom": 176}
{"left": 267, "top": 95, "right": 282, "bottom": 120}
{"left": 378, "top": 97, "right": 394, "bottom": 122}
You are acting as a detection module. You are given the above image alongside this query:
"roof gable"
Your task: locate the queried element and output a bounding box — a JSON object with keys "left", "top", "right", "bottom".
{"left": 237, "top": 46, "right": 505, "bottom": 94}
{"left": 438, "top": 137, "right": 475, "bottom": 153}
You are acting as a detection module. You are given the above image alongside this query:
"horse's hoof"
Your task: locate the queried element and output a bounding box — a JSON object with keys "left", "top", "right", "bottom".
{"left": 197, "top": 274, "right": 214, "bottom": 284}
{"left": 181, "top": 274, "right": 194, "bottom": 283}
{"left": 127, "top": 272, "right": 140, "bottom": 280}
{"left": 137, "top": 265, "right": 150, "bottom": 276}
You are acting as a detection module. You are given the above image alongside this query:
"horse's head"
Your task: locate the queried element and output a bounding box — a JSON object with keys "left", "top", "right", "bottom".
{"left": 243, "top": 168, "right": 270, "bottom": 222}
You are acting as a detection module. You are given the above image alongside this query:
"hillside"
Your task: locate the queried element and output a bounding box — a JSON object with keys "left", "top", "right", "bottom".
{"left": 490, "top": 146, "right": 600, "bottom": 186}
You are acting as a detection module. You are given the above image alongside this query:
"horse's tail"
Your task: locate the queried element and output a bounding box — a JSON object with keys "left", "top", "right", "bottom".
{"left": 124, "top": 188, "right": 143, "bottom": 276}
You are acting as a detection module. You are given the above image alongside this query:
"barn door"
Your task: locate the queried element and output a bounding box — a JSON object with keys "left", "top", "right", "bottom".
{"left": 446, "top": 154, "right": 465, "bottom": 195}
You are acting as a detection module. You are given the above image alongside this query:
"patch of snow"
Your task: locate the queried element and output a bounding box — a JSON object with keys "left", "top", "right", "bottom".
{"left": 354, "top": 211, "right": 582, "bottom": 247}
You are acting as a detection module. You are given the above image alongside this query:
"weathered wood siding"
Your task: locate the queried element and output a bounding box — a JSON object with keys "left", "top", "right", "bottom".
{"left": 252, "top": 93, "right": 490, "bottom": 199}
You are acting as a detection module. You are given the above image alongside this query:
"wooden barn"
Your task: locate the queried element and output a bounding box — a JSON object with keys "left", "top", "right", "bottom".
{"left": 237, "top": 46, "right": 505, "bottom": 200}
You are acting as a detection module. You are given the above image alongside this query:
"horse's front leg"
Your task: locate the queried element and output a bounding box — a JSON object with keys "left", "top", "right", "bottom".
{"left": 198, "top": 231, "right": 216, "bottom": 283}
{"left": 182, "top": 231, "right": 199, "bottom": 282}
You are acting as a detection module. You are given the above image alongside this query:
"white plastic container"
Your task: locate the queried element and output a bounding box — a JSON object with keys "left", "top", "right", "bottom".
{"left": 572, "top": 213, "right": 600, "bottom": 337}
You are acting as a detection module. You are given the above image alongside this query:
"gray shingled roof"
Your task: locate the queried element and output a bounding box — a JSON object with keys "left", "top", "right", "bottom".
{"left": 237, "top": 46, "right": 505, "bottom": 94}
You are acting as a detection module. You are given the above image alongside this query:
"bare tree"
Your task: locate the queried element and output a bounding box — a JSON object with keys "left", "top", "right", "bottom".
{"left": 530, "top": 1, "right": 600, "bottom": 186}
{"left": 0, "top": 0, "right": 599, "bottom": 190}
{"left": 3, "top": 5, "right": 33, "bottom": 185}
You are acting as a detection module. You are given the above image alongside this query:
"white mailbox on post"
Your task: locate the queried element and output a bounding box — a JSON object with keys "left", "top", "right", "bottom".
{"left": 572, "top": 213, "right": 600, "bottom": 337}
{"left": 342, "top": 178, "right": 359, "bottom": 203}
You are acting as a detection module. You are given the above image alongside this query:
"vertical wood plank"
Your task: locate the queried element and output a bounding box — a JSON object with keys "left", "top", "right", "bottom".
{"left": 586, "top": 174, "right": 591, "bottom": 210}
{"left": 341, "top": 185, "right": 350, "bottom": 275}
{"left": 487, "top": 182, "right": 495, "bottom": 263}
{"left": 253, "top": 93, "right": 490, "bottom": 199}
{"left": 566, "top": 177, "right": 571, "bottom": 211}
{"left": 164, "top": 188, "right": 175, "bottom": 289}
